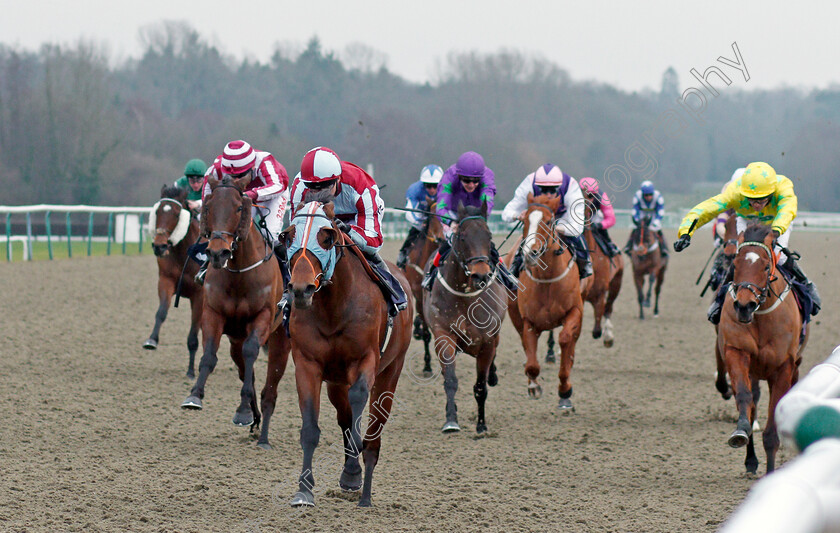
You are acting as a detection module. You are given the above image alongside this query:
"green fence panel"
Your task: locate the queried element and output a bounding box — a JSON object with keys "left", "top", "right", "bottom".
{"left": 45, "top": 211, "right": 53, "bottom": 260}
{"left": 5, "top": 213, "right": 10, "bottom": 262}
{"left": 66, "top": 212, "right": 72, "bottom": 258}
{"left": 121, "top": 213, "right": 127, "bottom": 255}
{"left": 107, "top": 213, "right": 113, "bottom": 255}
{"left": 87, "top": 213, "right": 94, "bottom": 256}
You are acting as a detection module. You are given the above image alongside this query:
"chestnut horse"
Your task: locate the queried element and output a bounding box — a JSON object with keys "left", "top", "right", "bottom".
{"left": 180, "top": 175, "right": 290, "bottom": 450}
{"left": 281, "top": 196, "right": 412, "bottom": 508}
{"left": 717, "top": 223, "right": 807, "bottom": 474}
{"left": 424, "top": 203, "right": 506, "bottom": 434}
{"left": 629, "top": 216, "right": 667, "bottom": 319}
{"left": 400, "top": 199, "right": 444, "bottom": 377}
{"left": 504, "top": 194, "right": 583, "bottom": 410}
{"left": 144, "top": 185, "right": 203, "bottom": 377}
{"left": 581, "top": 191, "right": 623, "bottom": 347}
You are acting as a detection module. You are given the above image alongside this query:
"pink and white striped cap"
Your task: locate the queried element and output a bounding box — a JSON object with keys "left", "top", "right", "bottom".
{"left": 300, "top": 147, "right": 342, "bottom": 183}
{"left": 534, "top": 164, "right": 564, "bottom": 186}
{"left": 221, "top": 140, "right": 256, "bottom": 175}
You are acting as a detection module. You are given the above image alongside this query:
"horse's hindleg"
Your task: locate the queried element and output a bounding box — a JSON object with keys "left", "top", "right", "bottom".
{"left": 714, "top": 342, "right": 733, "bottom": 400}
{"left": 545, "top": 330, "right": 556, "bottom": 363}
{"left": 557, "top": 307, "right": 582, "bottom": 412}
{"left": 185, "top": 294, "right": 202, "bottom": 378}
{"left": 519, "top": 319, "right": 542, "bottom": 398}
{"left": 474, "top": 342, "right": 496, "bottom": 434}
{"left": 360, "top": 356, "right": 404, "bottom": 507}
{"left": 421, "top": 320, "right": 433, "bottom": 378}
{"left": 764, "top": 364, "right": 794, "bottom": 473}
{"left": 291, "top": 360, "right": 323, "bottom": 507}
{"left": 182, "top": 310, "right": 223, "bottom": 409}
{"left": 434, "top": 333, "right": 460, "bottom": 432}
{"left": 644, "top": 273, "right": 654, "bottom": 307}
{"left": 258, "top": 328, "right": 290, "bottom": 450}
{"left": 634, "top": 271, "right": 646, "bottom": 320}
{"left": 233, "top": 331, "right": 262, "bottom": 428}
{"left": 653, "top": 266, "right": 666, "bottom": 317}
{"left": 326, "top": 382, "right": 362, "bottom": 492}
{"left": 724, "top": 346, "right": 755, "bottom": 457}
{"left": 591, "top": 292, "right": 606, "bottom": 339}
{"left": 144, "top": 278, "right": 174, "bottom": 349}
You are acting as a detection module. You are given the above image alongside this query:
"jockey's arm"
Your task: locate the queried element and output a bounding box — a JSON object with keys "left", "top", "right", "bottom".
{"left": 652, "top": 194, "right": 665, "bottom": 228}
{"left": 501, "top": 177, "right": 531, "bottom": 223}
{"left": 678, "top": 189, "right": 737, "bottom": 237}
{"left": 245, "top": 157, "right": 287, "bottom": 202}
{"left": 404, "top": 183, "right": 426, "bottom": 226}
{"left": 555, "top": 181, "right": 585, "bottom": 237}
{"left": 349, "top": 186, "right": 385, "bottom": 254}
{"left": 599, "top": 192, "right": 616, "bottom": 229}
{"left": 770, "top": 175, "right": 798, "bottom": 235}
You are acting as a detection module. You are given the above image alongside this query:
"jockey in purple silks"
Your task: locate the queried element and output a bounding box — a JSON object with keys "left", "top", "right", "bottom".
{"left": 422, "top": 151, "right": 518, "bottom": 292}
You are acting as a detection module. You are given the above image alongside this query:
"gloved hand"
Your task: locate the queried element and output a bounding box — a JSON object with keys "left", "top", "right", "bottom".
{"left": 335, "top": 219, "right": 350, "bottom": 233}
{"left": 674, "top": 234, "right": 691, "bottom": 252}
{"left": 772, "top": 229, "right": 781, "bottom": 241}
{"left": 245, "top": 190, "right": 258, "bottom": 201}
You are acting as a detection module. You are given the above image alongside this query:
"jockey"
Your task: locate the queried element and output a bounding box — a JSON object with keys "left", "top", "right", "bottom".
{"left": 395, "top": 164, "right": 443, "bottom": 269}
{"left": 287, "top": 146, "right": 407, "bottom": 316}
{"left": 623, "top": 180, "right": 668, "bottom": 257}
{"left": 421, "top": 151, "right": 519, "bottom": 292}
{"left": 501, "top": 164, "right": 592, "bottom": 279}
{"left": 195, "top": 140, "right": 291, "bottom": 285}
{"left": 579, "top": 177, "right": 620, "bottom": 257}
{"left": 673, "top": 161, "right": 821, "bottom": 322}
{"left": 173, "top": 158, "right": 207, "bottom": 212}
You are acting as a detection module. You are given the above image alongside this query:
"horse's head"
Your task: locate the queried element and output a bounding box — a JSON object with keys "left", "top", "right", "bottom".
{"left": 521, "top": 193, "right": 562, "bottom": 267}
{"left": 282, "top": 192, "right": 340, "bottom": 309}
{"left": 425, "top": 201, "right": 445, "bottom": 244}
{"left": 730, "top": 223, "right": 776, "bottom": 323}
{"left": 201, "top": 174, "right": 253, "bottom": 269}
{"left": 151, "top": 185, "right": 190, "bottom": 257}
{"left": 452, "top": 202, "right": 494, "bottom": 289}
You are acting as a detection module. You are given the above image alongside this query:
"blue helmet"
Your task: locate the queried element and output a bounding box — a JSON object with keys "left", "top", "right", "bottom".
{"left": 420, "top": 164, "right": 443, "bottom": 184}
{"left": 640, "top": 181, "right": 655, "bottom": 195}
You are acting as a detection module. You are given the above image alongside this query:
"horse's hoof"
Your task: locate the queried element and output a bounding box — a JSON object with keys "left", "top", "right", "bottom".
{"left": 527, "top": 382, "right": 542, "bottom": 399}
{"left": 476, "top": 423, "right": 488, "bottom": 435}
{"left": 339, "top": 471, "right": 362, "bottom": 492}
{"left": 592, "top": 329, "right": 602, "bottom": 339}
{"left": 232, "top": 409, "right": 254, "bottom": 427}
{"left": 752, "top": 420, "right": 761, "bottom": 432}
{"left": 357, "top": 498, "right": 372, "bottom": 508}
{"left": 142, "top": 338, "right": 158, "bottom": 350}
{"left": 181, "top": 396, "right": 203, "bottom": 410}
{"left": 488, "top": 370, "right": 498, "bottom": 387}
{"left": 557, "top": 398, "right": 575, "bottom": 413}
{"left": 290, "top": 491, "right": 315, "bottom": 507}
{"left": 441, "top": 421, "right": 461, "bottom": 433}
{"left": 643, "top": 300, "right": 651, "bottom": 308}
{"left": 256, "top": 441, "right": 272, "bottom": 451}
{"left": 728, "top": 429, "right": 749, "bottom": 448}
{"left": 186, "top": 370, "right": 196, "bottom": 379}
{"left": 603, "top": 338, "right": 614, "bottom": 348}
{"left": 545, "top": 353, "right": 556, "bottom": 364}
{"left": 653, "top": 312, "right": 659, "bottom": 318}
{"left": 422, "top": 369, "right": 433, "bottom": 379}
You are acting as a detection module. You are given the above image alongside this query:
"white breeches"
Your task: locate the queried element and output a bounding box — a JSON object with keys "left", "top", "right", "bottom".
{"left": 255, "top": 194, "right": 288, "bottom": 246}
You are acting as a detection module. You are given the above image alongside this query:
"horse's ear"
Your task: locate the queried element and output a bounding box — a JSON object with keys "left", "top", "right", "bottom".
{"left": 281, "top": 226, "right": 296, "bottom": 249}
{"left": 161, "top": 184, "right": 168, "bottom": 197}
{"left": 548, "top": 196, "right": 563, "bottom": 212}
{"left": 234, "top": 173, "right": 252, "bottom": 192}
{"left": 480, "top": 200, "right": 488, "bottom": 217}
{"left": 207, "top": 174, "right": 221, "bottom": 190}
{"left": 177, "top": 187, "right": 188, "bottom": 203}
{"left": 526, "top": 192, "right": 534, "bottom": 204}
{"left": 737, "top": 231, "right": 746, "bottom": 244}
{"left": 323, "top": 201, "right": 335, "bottom": 219}
{"left": 237, "top": 196, "right": 252, "bottom": 241}
{"left": 457, "top": 202, "right": 466, "bottom": 219}
{"left": 317, "top": 227, "right": 339, "bottom": 250}
{"left": 763, "top": 229, "right": 775, "bottom": 248}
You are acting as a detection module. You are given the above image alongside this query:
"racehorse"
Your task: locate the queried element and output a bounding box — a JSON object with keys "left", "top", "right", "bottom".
{"left": 504, "top": 194, "right": 583, "bottom": 410}
{"left": 400, "top": 199, "right": 444, "bottom": 377}
{"left": 144, "top": 185, "right": 203, "bottom": 378}
{"left": 180, "top": 174, "right": 290, "bottom": 450}
{"left": 629, "top": 215, "right": 667, "bottom": 319}
{"left": 424, "top": 203, "right": 505, "bottom": 433}
{"left": 717, "top": 222, "right": 807, "bottom": 474}
{"left": 581, "top": 190, "right": 623, "bottom": 347}
{"left": 281, "top": 194, "right": 412, "bottom": 507}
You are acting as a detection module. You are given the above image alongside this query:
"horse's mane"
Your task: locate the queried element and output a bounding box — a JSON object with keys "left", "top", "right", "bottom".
{"left": 162, "top": 184, "right": 184, "bottom": 199}
{"left": 743, "top": 222, "right": 771, "bottom": 242}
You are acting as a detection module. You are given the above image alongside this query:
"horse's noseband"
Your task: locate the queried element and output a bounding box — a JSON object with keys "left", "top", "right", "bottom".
{"left": 210, "top": 230, "right": 239, "bottom": 252}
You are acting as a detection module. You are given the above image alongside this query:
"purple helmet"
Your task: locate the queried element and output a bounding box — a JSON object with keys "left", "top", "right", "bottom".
{"left": 455, "top": 151, "right": 485, "bottom": 178}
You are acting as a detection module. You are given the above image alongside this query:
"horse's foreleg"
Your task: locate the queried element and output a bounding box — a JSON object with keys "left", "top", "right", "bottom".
{"left": 291, "top": 359, "right": 323, "bottom": 507}
{"left": 258, "top": 328, "right": 290, "bottom": 450}
{"left": 591, "top": 292, "right": 606, "bottom": 339}
{"left": 232, "top": 331, "right": 262, "bottom": 428}
{"left": 557, "top": 306, "right": 582, "bottom": 413}
{"left": 326, "top": 382, "right": 362, "bottom": 492}
{"left": 723, "top": 346, "right": 755, "bottom": 470}
{"left": 519, "top": 320, "right": 542, "bottom": 398}
{"left": 434, "top": 333, "right": 460, "bottom": 432}
{"left": 421, "top": 320, "right": 433, "bottom": 378}
{"left": 714, "top": 342, "right": 733, "bottom": 400}
{"left": 764, "top": 364, "right": 794, "bottom": 473}
{"left": 645, "top": 273, "right": 654, "bottom": 308}
{"left": 144, "top": 278, "right": 174, "bottom": 349}
{"left": 545, "top": 330, "right": 556, "bottom": 363}
{"left": 634, "top": 272, "right": 646, "bottom": 320}
{"left": 474, "top": 342, "right": 495, "bottom": 434}
{"left": 185, "top": 294, "right": 202, "bottom": 378}
{"left": 182, "top": 310, "right": 223, "bottom": 410}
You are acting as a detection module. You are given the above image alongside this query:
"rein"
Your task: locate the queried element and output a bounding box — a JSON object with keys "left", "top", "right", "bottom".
{"left": 205, "top": 184, "right": 273, "bottom": 274}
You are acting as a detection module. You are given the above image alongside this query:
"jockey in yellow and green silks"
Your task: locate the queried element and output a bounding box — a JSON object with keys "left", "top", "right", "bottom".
{"left": 673, "top": 162, "right": 820, "bottom": 322}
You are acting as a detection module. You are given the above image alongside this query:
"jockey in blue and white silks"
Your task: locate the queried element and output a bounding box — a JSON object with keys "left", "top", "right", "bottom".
{"left": 396, "top": 164, "right": 442, "bottom": 269}
{"left": 624, "top": 180, "right": 668, "bottom": 256}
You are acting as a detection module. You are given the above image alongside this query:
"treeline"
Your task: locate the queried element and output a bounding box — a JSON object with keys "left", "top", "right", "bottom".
{"left": 1, "top": 21, "right": 838, "bottom": 211}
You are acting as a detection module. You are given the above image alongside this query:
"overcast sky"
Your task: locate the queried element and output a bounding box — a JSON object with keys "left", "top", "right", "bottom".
{"left": 1, "top": 0, "right": 837, "bottom": 93}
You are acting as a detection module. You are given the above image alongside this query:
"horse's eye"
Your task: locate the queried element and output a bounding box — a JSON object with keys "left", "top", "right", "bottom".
{"left": 237, "top": 206, "right": 243, "bottom": 213}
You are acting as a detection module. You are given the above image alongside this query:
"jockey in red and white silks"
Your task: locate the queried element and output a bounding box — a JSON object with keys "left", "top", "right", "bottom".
{"left": 202, "top": 140, "right": 290, "bottom": 245}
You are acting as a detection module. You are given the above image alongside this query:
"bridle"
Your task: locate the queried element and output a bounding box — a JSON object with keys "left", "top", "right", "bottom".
{"left": 288, "top": 206, "right": 344, "bottom": 291}
{"left": 449, "top": 215, "right": 495, "bottom": 278}
{"left": 728, "top": 239, "right": 789, "bottom": 314}
{"left": 204, "top": 183, "right": 272, "bottom": 273}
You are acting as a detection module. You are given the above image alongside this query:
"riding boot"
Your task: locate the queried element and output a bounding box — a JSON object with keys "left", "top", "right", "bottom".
{"left": 622, "top": 233, "right": 633, "bottom": 255}
{"left": 568, "top": 234, "right": 593, "bottom": 279}
{"left": 595, "top": 226, "right": 620, "bottom": 257}
{"left": 273, "top": 242, "right": 292, "bottom": 313}
{"left": 423, "top": 240, "right": 450, "bottom": 291}
{"left": 396, "top": 226, "right": 421, "bottom": 269}
{"left": 367, "top": 251, "right": 408, "bottom": 316}
{"left": 707, "top": 265, "right": 734, "bottom": 324}
{"left": 783, "top": 255, "right": 821, "bottom": 315}
{"left": 490, "top": 243, "right": 521, "bottom": 292}
{"left": 510, "top": 248, "right": 524, "bottom": 278}
{"left": 194, "top": 260, "right": 208, "bottom": 286}
{"left": 657, "top": 230, "right": 669, "bottom": 258}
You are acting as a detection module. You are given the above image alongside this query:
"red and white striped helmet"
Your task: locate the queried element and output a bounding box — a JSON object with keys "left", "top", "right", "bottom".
{"left": 221, "top": 140, "right": 256, "bottom": 175}
{"left": 300, "top": 147, "right": 342, "bottom": 183}
{"left": 534, "top": 164, "right": 564, "bottom": 186}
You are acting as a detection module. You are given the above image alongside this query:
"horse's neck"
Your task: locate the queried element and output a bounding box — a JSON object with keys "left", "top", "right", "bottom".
{"left": 411, "top": 233, "right": 437, "bottom": 266}
{"left": 227, "top": 224, "right": 268, "bottom": 269}
{"left": 312, "top": 252, "right": 378, "bottom": 321}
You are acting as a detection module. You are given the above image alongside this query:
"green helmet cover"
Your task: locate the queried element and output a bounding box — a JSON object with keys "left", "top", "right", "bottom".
{"left": 184, "top": 158, "right": 207, "bottom": 177}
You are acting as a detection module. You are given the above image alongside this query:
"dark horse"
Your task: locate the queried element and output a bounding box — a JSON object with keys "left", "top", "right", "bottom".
{"left": 504, "top": 194, "right": 583, "bottom": 409}
{"left": 281, "top": 195, "right": 412, "bottom": 507}
{"left": 629, "top": 215, "right": 667, "bottom": 319}
{"left": 181, "top": 174, "right": 291, "bottom": 450}
{"left": 717, "top": 222, "right": 807, "bottom": 474}
{"left": 400, "top": 199, "right": 444, "bottom": 378}
{"left": 424, "top": 203, "right": 506, "bottom": 434}
{"left": 144, "top": 184, "right": 203, "bottom": 378}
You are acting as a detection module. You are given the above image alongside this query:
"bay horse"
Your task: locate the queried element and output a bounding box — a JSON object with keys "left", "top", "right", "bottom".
{"left": 281, "top": 195, "right": 412, "bottom": 507}
{"left": 144, "top": 185, "right": 203, "bottom": 377}
{"left": 400, "top": 199, "right": 444, "bottom": 378}
{"left": 629, "top": 215, "right": 667, "bottom": 319}
{"left": 424, "top": 203, "right": 506, "bottom": 433}
{"left": 581, "top": 190, "right": 623, "bottom": 347}
{"left": 504, "top": 194, "right": 583, "bottom": 410}
{"left": 180, "top": 174, "right": 291, "bottom": 451}
{"left": 717, "top": 222, "right": 807, "bottom": 474}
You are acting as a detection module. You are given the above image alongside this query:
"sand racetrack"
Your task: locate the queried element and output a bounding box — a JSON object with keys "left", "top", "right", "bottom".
{"left": 1, "top": 230, "right": 838, "bottom": 532}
